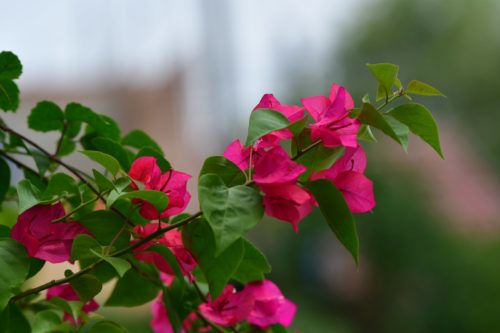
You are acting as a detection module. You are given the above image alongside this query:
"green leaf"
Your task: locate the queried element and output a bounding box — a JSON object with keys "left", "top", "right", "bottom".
{"left": 366, "top": 63, "right": 399, "bottom": 98}
{"left": 135, "top": 147, "right": 171, "bottom": 173}
{"left": 0, "top": 239, "right": 30, "bottom": 312}
{"left": 148, "top": 244, "right": 187, "bottom": 286}
{"left": 28, "top": 101, "right": 65, "bottom": 132}
{"left": 79, "top": 210, "right": 130, "bottom": 249}
{"left": 387, "top": 103, "right": 444, "bottom": 158}
{"left": 198, "top": 174, "right": 263, "bottom": 255}
{"left": 69, "top": 273, "right": 102, "bottom": 303}
{"left": 183, "top": 219, "right": 244, "bottom": 298}
{"left": 305, "top": 180, "right": 359, "bottom": 264}
{"left": 65, "top": 103, "right": 120, "bottom": 141}
{"left": 0, "top": 226, "right": 9, "bottom": 238}
{"left": 57, "top": 137, "right": 76, "bottom": 157}
{"left": 161, "top": 287, "right": 183, "bottom": 333}
{"left": 0, "top": 52, "right": 22, "bottom": 80}
{"left": 81, "top": 150, "right": 121, "bottom": 176}
{"left": 245, "top": 108, "right": 290, "bottom": 146}
{"left": 0, "top": 80, "right": 19, "bottom": 112}
{"left": 199, "top": 156, "right": 247, "bottom": 187}
{"left": 90, "top": 250, "right": 131, "bottom": 277}
{"left": 88, "top": 321, "right": 129, "bottom": 333}
{"left": 32, "top": 310, "right": 62, "bottom": 333}
{"left": 270, "top": 324, "right": 288, "bottom": 333}
{"left": 295, "top": 145, "right": 344, "bottom": 181}
{"left": 122, "top": 130, "right": 163, "bottom": 154}
{"left": 357, "top": 103, "right": 404, "bottom": 146}
{"left": 30, "top": 149, "right": 54, "bottom": 176}
{"left": 383, "top": 115, "right": 409, "bottom": 151}
{"left": 92, "top": 169, "right": 115, "bottom": 192}
{"left": 406, "top": 80, "right": 445, "bottom": 97}
{"left": 0, "top": 157, "right": 10, "bottom": 204}
{"left": 233, "top": 239, "right": 271, "bottom": 283}
{"left": 106, "top": 269, "right": 160, "bottom": 307}
{"left": 92, "top": 137, "right": 131, "bottom": 171}
{"left": 42, "top": 173, "right": 79, "bottom": 201}
{"left": 107, "top": 190, "right": 169, "bottom": 215}
{"left": 0, "top": 304, "right": 31, "bottom": 333}
{"left": 16, "top": 179, "right": 42, "bottom": 213}
{"left": 357, "top": 124, "right": 377, "bottom": 142}
{"left": 27, "top": 258, "right": 45, "bottom": 279}
{"left": 71, "top": 234, "right": 102, "bottom": 261}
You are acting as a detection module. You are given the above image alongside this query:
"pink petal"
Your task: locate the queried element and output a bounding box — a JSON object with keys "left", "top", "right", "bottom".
{"left": 333, "top": 172, "right": 376, "bottom": 213}
{"left": 253, "top": 146, "right": 306, "bottom": 185}
{"left": 223, "top": 139, "right": 252, "bottom": 171}
{"left": 129, "top": 156, "right": 162, "bottom": 187}
{"left": 254, "top": 94, "right": 281, "bottom": 110}
{"left": 300, "top": 96, "right": 330, "bottom": 121}
{"left": 329, "top": 83, "right": 354, "bottom": 111}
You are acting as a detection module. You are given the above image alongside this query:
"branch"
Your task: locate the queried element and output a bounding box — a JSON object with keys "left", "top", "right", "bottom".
{"left": 0, "top": 151, "right": 46, "bottom": 182}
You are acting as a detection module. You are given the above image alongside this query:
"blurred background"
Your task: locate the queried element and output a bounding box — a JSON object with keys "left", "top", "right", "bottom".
{"left": 2, "top": 0, "right": 500, "bottom": 332}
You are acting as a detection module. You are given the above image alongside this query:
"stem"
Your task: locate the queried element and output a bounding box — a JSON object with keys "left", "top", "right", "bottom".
{"left": 54, "top": 122, "right": 68, "bottom": 156}
{"left": 293, "top": 140, "right": 322, "bottom": 160}
{"left": 0, "top": 151, "right": 46, "bottom": 181}
{"left": 51, "top": 195, "right": 103, "bottom": 223}
{"left": 10, "top": 211, "right": 203, "bottom": 303}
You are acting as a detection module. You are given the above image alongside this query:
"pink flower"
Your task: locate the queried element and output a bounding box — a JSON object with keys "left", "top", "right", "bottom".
{"left": 223, "top": 139, "right": 252, "bottom": 171}
{"left": 260, "top": 183, "right": 315, "bottom": 232}
{"left": 133, "top": 222, "right": 197, "bottom": 280}
{"left": 129, "top": 157, "right": 192, "bottom": 219}
{"left": 151, "top": 294, "right": 199, "bottom": 333}
{"left": 11, "top": 203, "right": 91, "bottom": 263}
{"left": 253, "top": 94, "right": 305, "bottom": 149}
{"left": 311, "top": 145, "right": 375, "bottom": 213}
{"left": 46, "top": 284, "right": 99, "bottom": 323}
{"left": 199, "top": 285, "right": 254, "bottom": 327}
{"left": 242, "top": 280, "right": 297, "bottom": 329}
{"left": 253, "top": 146, "right": 306, "bottom": 185}
{"left": 301, "top": 83, "right": 360, "bottom": 148}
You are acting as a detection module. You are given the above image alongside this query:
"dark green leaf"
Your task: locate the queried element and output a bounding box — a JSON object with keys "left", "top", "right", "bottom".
{"left": 0, "top": 80, "right": 19, "bottom": 112}
{"left": 30, "top": 149, "right": 54, "bottom": 176}
{"left": 122, "top": 130, "right": 163, "bottom": 154}
{"left": 162, "top": 287, "right": 183, "bottom": 333}
{"left": 149, "top": 244, "right": 186, "bottom": 286}
{"left": 106, "top": 269, "right": 160, "bottom": 307}
{"left": 357, "top": 124, "right": 377, "bottom": 142}
{"left": 233, "top": 239, "right": 271, "bottom": 283}
{"left": 136, "top": 147, "right": 171, "bottom": 173}
{"left": 32, "top": 310, "right": 62, "bottom": 333}
{"left": 0, "top": 304, "right": 31, "bottom": 333}
{"left": 406, "top": 80, "right": 445, "bottom": 97}
{"left": 27, "top": 258, "right": 45, "bottom": 279}
{"left": 199, "top": 156, "right": 246, "bottom": 187}
{"left": 245, "top": 108, "right": 290, "bottom": 146}
{"left": 107, "top": 190, "right": 169, "bottom": 216}
{"left": 28, "top": 101, "right": 65, "bottom": 132}
{"left": 69, "top": 274, "right": 102, "bottom": 303}
{"left": 198, "top": 174, "right": 263, "bottom": 255}
{"left": 56, "top": 137, "right": 76, "bottom": 157}
{"left": 90, "top": 250, "right": 131, "bottom": 277}
{"left": 183, "top": 219, "right": 244, "bottom": 298}
{"left": 81, "top": 150, "right": 121, "bottom": 176}
{"left": 270, "top": 324, "right": 288, "bottom": 333}
{"left": 295, "top": 146, "right": 344, "bottom": 181}
{"left": 65, "top": 103, "right": 120, "bottom": 141}
{"left": 79, "top": 210, "right": 130, "bottom": 249}
{"left": 366, "top": 63, "right": 399, "bottom": 98}
{"left": 357, "top": 103, "right": 404, "bottom": 146}
{"left": 42, "top": 173, "right": 79, "bottom": 201}
{"left": 92, "top": 169, "right": 115, "bottom": 193}
{"left": 0, "top": 52, "right": 22, "bottom": 80}
{"left": 92, "top": 137, "right": 131, "bottom": 171}
{"left": 88, "top": 321, "right": 129, "bottom": 333}
{"left": 0, "top": 157, "right": 10, "bottom": 204}
{"left": 0, "top": 226, "right": 9, "bottom": 238}
{"left": 0, "top": 239, "right": 30, "bottom": 311}
{"left": 71, "top": 234, "right": 102, "bottom": 261}
{"left": 387, "top": 103, "right": 444, "bottom": 158}
{"left": 305, "top": 179, "right": 359, "bottom": 264}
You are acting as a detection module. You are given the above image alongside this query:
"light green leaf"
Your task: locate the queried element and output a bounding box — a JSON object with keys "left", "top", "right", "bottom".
{"left": 92, "top": 169, "right": 115, "bottom": 192}
{"left": 233, "top": 239, "right": 271, "bottom": 284}
{"left": 245, "top": 108, "right": 290, "bottom": 146}
{"left": 357, "top": 124, "right": 377, "bottom": 142}
{"left": 182, "top": 219, "right": 244, "bottom": 298}
{"left": 28, "top": 101, "right": 65, "bottom": 132}
{"left": 122, "top": 130, "right": 163, "bottom": 154}
{"left": 305, "top": 180, "right": 359, "bottom": 264}
{"left": 198, "top": 174, "right": 263, "bottom": 255}
{"left": 387, "top": 103, "right": 444, "bottom": 158}
{"left": 107, "top": 190, "right": 169, "bottom": 216}
{"left": 366, "top": 63, "right": 399, "bottom": 99}
{"left": 199, "top": 156, "right": 247, "bottom": 187}
{"left": 92, "top": 137, "right": 131, "bottom": 171}
{"left": 71, "top": 234, "right": 102, "bottom": 261}
{"left": 32, "top": 310, "right": 62, "bottom": 333}
{"left": 357, "top": 103, "right": 404, "bottom": 147}
{"left": 0, "top": 239, "right": 30, "bottom": 312}
{"left": 16, "top": 179, "right": 42, "bottom": 213}
{"left": 0, "top": 304, "right": 31, "bottom": 333}
{"left": 295, "top": 145, "right": 344, "bottom": 181}
{"left": 406, "top": 80, "right": 445, "bottom": 97}
{"left": 81, "top": 150, "right": 121, "bottom": 176}
{"left": 383, "top": 115, "right": 409, "bottom": 151}
{"left": 42, "top": 173, "right": 79, "bottom": 201}
{"left": 90, "top": 250, "right": 131, "bottom": 277}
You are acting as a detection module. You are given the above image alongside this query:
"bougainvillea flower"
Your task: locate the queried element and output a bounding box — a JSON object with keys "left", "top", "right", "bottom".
{"left": 242, "top": 280, "right": 297, "bottom": 329}
{"left": 46, "top": 284, "right": 99, "bottom": 323}
{"left": 129, "top": 157, "right": 192, "bottom": 219}
{"left": 151, "top": 294, "right": 199, "bottom": 333}
{"left": 11, "top": 203, "right": 91, "bottom": 263}
{"left": 301, "top": 83, "right": 360, "bottom": 148}
{"left": 311, "top": 145, "right": 375, "bottom": 213}
{"left": 253, "top": 146, "right": 306, "bottom": 185}
{"left": 223, "top": 139, "right": 252, "bottom": 171}
{"left": 199, "top": 285, "right": 254, "bottom": 327}
{"left": 253, "top": 94, "right": 305, "bottom": 148}
{"left": 133, "top": 222, "right": 197, "bottom": 280}
{"left": 260, "top": 183, "right": 316, "bottom": 232}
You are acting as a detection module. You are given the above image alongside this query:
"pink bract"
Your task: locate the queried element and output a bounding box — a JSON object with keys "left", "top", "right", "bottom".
{"left": 11, "top": 203, "right": 91, "bottom": 263}
{"left": 223, "top": 139, "right": 252, "bottom": 171}
{"left": 253, "top": 146, "right": 306, "bottom": 185}
{"left": 151, "top": 294, "right": 199, "bottom": 333}
{"left": 242, "top": 280, "right": 297, "bottom": 329}
{"left": 311, "top": 145, "right": 375, "bottom": 213}
{"left": 46, "top": 284, "right": 99, "bottom": 323}
{"left": 129, "top": 157, "right": 192, "bottom": 219}
{"left": 301, "top": 83, "right": 360, "bottom": 148}
{"left": 260, "top": 183, "right": 315, "bottom": 232}
{"left": 133, "top": 222, "right": 197, "bottom": 280}
{"left": 199, "top": 285, "right": 254, "bottom": 327}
